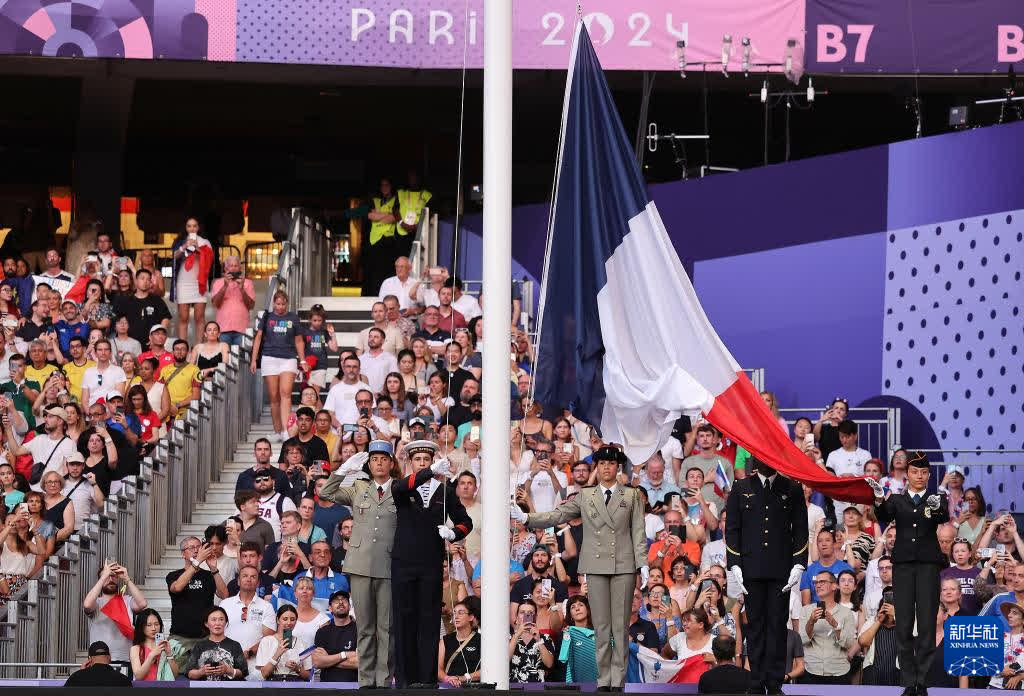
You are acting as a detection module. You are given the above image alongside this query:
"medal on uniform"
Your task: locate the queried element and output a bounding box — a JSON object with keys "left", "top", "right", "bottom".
{"left": 924, "top": 507, "right": 932, "bottom": 519}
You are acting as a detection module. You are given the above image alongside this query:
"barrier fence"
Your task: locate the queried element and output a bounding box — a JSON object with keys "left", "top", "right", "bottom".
{"left": 781, "top": 406, "right": 901, "bottom": 462}
{"left": 0, "top": 209, "right": 330, "bottom": 678}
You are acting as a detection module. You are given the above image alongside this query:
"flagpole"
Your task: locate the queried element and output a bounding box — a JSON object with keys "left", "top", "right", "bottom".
{"left": 480, "top": 0, "right": 512, "bottom": 689}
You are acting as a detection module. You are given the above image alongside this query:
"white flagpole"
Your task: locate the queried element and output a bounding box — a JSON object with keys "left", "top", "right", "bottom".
{"left": 480, "top": 0, "right": 512, "bottom": 689}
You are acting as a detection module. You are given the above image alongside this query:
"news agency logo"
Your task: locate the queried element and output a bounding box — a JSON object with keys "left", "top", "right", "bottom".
{"left": 945, "top": 617, "right": 1003, "bottom": 676}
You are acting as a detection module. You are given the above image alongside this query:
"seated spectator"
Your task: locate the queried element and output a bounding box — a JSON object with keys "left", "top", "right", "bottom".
{"left": 857, "top": 589, "right": 898, "bottom": 685}
{"left": 79, "top": 279, "right": 115, "bottom": 332}
{"left": 311, "top": 590, "right": 358, "bottom": 682}
{"left": 79, "top": 339, "right": 124, "bottom": 408}
{"left": 17, "top": 301, "right": 54, "bottom": 345}
{"left": 801, "top": 528, "right": 855, "bottom": 604}
{"left": 956, "top": 485, "right": 987, "bottom": 545}
{"left": 880, "top": 449, "right": 908, "bottom": 496}
{"left": 663, "top": 607, "right": 715, "bottom": 663}
{"left": 516, "top": 437, "right": 566, "bottom": 515}
{"left": 109, "top": 316, "right": 142, "bottom": 364}
{"left": 0, "top": 505, "right": 46, "bottom": 601}
{"left": 629, "top": 586, "right": 661, "bottom": 651}
{"left": 127, "top": 384, "right": 162, "bottom": 446}
{"left": 160, "top": 339, "right": 201, "bottom": 420}
{"left": 980, "top": 560, "right": 1024, "bottom": 630}
{"left": 840, "top": 506, "right": 876, "bottom": 571}
{"left": 237, "top": 439, "right": 291, "bottom": 496}
{"left": 509, "top": 599, "right": 556, "bottom": 682}
{"left": 131, "top": 608, "right": 181, "bottom": 681}
{"left": 64, "top": 640, "right": 133, "bottom": 687}
{"left": 186, "top": 606, "right": 248, "bottom": 681}
{"left": 139, "top": 324, "right": 174, "bottom": 372}
{"left": 0, "top": 283, "right": 22, "bottom": 321}
{"left": 640, "top": 453, "right": 680, "bottom": 509}
{"left": 938, "top": 522, "right": 957, "bottom": 563}
{"left": 1, "top": 353, "right": 40, "bottom": 429}
{"left": 438, "top": 598, "right": 481, "bottom": 687}
{"left": 799, "top": 571, "right": 856, "bottom": 684}
{"left": 435, "top": 342, "right": 473, "bottom": 405}
{"left": 39, "top": 249, "right": 73, "bottom": 284}
{"left": 5, "top": 405, "right": 75, "bottom": 487}
{"left": 111, "top": 267, "right": 171, "bottom": 350}
{"left": 24, "top": 491, "right": 56, "bottom": 569}
{"left": 39, "top": 470, "right": 75, "bottom": 544}
{"left": 323, "top": 355, "right": 371, "bottom": 429}
{"left": 280, "top": 443, "right": 312, "bottom": 501}
{"left": 226, "top": 541, "right": 276, "bottom": 598}
{"left": 278, "top": 407, "right": 329, "bottom": 465}
{"left": 252, "top": 466, "right": 296, "bottom": 541}
{"left": 101, "top": 391, "right": 141, "bottom": 447}
{"left": 988, "top": 602, "right": 1024, "bottom": 690}
{"left": 209, "top": 256, "right": 255, "bottom": 347}
{"left": 691, "top": 577, "right": 739, "bottom": 643}
{"left": 641, "top": 582, "right": 682, "bottom": 648}
{"left": 255, "top": 604, "right": 311, "bottom": 681}
{"left": 83, "top": 559, "right": 149, "bottom": 662}
{"left": 167, "top": 537, "right": 228, "bottom": 659}
{"left": 941, "top": 538, "right": 982, "bottom": 614}
{"left": 222, "top": 565, "right": 276, "bottom": 674}
{"left": 447, "top": 276, "right": 481, "bottom": 322}
{"left": 295, "top": 497, "right": 327, "bottom": 545}
{"left": 356, "top": 301, "right": 406, "bottom": 356}
{"left": 0, "top": 463, "right": 24, "bottom": 512}
{"left": 698, "top": 635, "right": 750, "bottom": 693}
{"left": 359, "top": 328, "right": 399, "bottom": 394}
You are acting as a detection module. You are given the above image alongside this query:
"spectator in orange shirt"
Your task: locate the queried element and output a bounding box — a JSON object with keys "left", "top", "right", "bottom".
{"left": 649, "top": 510, "right": 701, "bottom": 578}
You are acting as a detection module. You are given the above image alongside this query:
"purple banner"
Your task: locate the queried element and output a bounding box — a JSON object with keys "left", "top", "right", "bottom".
{"left": 807, "top": 0, "right": 1023, "bottom": 74}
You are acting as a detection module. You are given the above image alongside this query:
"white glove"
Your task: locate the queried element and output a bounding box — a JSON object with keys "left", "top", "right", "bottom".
{"left": 336, "top": 452, "right": 368, "bottom": 476}
{"left": 437, "top": 525, "right": 456, "bottom": 542}
{"left": 782, "top": 564, "right": 805, "bottom": 594}
{"left": 639, "top": 565, "right": 650, "bottom": 589}
{"left": 730, "top": 566, "right": 749, "bottom": 595}
{"left": 510, "top": 505, "right": 528, "bottom": 524}
{"left": 430, "top": 457, "right": 452, "bottom": 477}
{"left": 865, "top": 477, "right": 885, "bottom": 500}
{"left": 926, "top": 494, "right": 941, "bottom": 510}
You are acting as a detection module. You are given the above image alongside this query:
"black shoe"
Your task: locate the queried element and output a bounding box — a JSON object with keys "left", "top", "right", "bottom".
{"left": 596, "top": 687, "right": 611, "bottom": 692}
{"left": 609, "top": 688, "right": 624, "bottom": 692}
{"left": 766, "top": 688, "right": 785, "bottom": 695}
{"left": 358, "top": 686, "right": 377, "bottom": 690}
{"left": 917, "top": 687, "right": 927, "bottom": 696}
{"left": 746, "top": 688, "right": 767, "bottom": 695}
{"left": 900, "top": 687, "right": 916, "bottom": 696}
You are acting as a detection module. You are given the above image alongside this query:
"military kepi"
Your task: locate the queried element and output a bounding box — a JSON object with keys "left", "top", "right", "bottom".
{"left": 403, "top": 439, "right": 438, "bottom": 458}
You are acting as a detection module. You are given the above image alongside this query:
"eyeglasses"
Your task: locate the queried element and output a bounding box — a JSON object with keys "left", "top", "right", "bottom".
{"left": 813, "top": 580, "right": 834, "bottom": 586}
{"left": 355, "top": 399, "right": 373, "bottom": 405}
{"left": 254, "top": 476, "right": 271, "bottom": 482}
{"left": 451, "top": 609, "right": 470, "bottom": 616}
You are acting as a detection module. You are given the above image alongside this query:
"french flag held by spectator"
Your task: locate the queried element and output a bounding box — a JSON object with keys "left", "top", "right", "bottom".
{"left": 533, "top": 22, "right": 871, "bottom": 505}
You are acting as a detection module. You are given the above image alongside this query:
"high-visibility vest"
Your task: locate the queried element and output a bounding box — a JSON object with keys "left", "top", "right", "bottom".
{"left": 395, "top": 189, "right": 432, "bottom": 236}
{"left": 369, "top": 196, "right": 398, "bottom": 245}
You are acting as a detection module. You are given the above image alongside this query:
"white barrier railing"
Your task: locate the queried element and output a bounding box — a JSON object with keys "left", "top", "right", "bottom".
{"left": 781, "top": 406, "right": 901, "bottom": 461}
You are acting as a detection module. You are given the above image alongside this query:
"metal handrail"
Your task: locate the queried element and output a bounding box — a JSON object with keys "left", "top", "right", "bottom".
{"left": 780, "top": 406, "right": 901, "bottom": 461}
{"left": 122, "top": 245, "right": 242, "bottom": 275}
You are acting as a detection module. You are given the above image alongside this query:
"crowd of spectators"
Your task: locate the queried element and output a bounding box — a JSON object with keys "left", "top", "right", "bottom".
{"left": 2, "top": 236, "right": 1015, "bottom": 688}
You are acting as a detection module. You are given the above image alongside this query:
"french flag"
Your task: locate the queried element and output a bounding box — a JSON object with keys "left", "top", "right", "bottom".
{"left": 533, "top": 23, "right": 872, "bottom": 505}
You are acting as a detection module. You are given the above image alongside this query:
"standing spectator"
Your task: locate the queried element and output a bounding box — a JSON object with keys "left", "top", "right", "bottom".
{"left": 862, "top": 555, "right": 893, "bottom": 625}
{"left": 5, "top": 405, "right": 75, "bottom": 485}
{"left": 955, "top": 486, "right": 987, "bottom": 545}
{"left": 312, "top": 590, "right": 359, "bottom": 682}
{"left": 62, "top": 452, "right": 104, "bottom": 531}
{"left": 159, "top": 340, "right": 201, "bottom": 420}
{"left": 988, "top": 602, "right": 1024, "bottom": 690}
{"left": 518, "top": 437, "right": 566, "bottom": 514}
{"left": 81, "top": 340, "right": 126, "bottom": 407}
{"left": 412, "top": 306, "right": 451, "bottom": 358}
{"left": 63, "top": 641, "right": 134, "bottom": 687}
{"left": 302, "top": 305, "right": 337, "bottom": 390}
{"left": 980, "top": 561, "right": 1024, "bottom": 630}
{"left": 226, "top": 542, "right": 276, "bottom": 599}
{"left": 189, "top": 321, "right": 230, "bottom": 381}
{"left": 139, "top": 325, "right": 174, "bottom": 372}
{"left": 880, "top": 449, "right": 909, "bottom": 497}
{"left": 509, "top": 599, "right": 556, "bottom": 682}
{"left": 166, "top": 537, "right": 228, "bottom": 659}
{"left": 254, "top": 472, "right": 297, "bottom": 541}
{"left": 83, "top": 559, "right": 149, "bottom": 662}
{"left": 1, "top": 258, "right": 33, "bottom": 316}
{"left": 698, "top": 635, "right": 750, "bottom": 694}
{"left": 255, "top": 604, "right": 312, "bottom": 681}
{"left": 251, "top": 290, "right": 305, "bottom": 442}
{"left": 185, "top": 607, "right": 248, "bottom": 681}
{"left": 359, "top": 328, "right": 398, "bottom": 394}
{"left": 649, "top": 510, "right": 702, "bottom": 575}
{"left": 813, "top": 398, "right": 849, "bottom": 465}
{"left": 136, "top": 356, "right": 170, "bottom": 422}
{"left": 135, "top": 249, "right": 166, "bottom": 297}
{"left": 436, "top": 285, "right": 467, "bottom": 333}
{"left": 447, "top": 277, "right": 481, "bottom": 322}
{"left": 235, "top": 491, "right": 276, "bottom": 551}
{"left": 130, "top": 609, "right": 180, "bottom": 681}
{"left": 209, "top": 255, "right": 255, "bottom": 347}
{"left": 378, "top": 256, "right": 417, "bottom": 312}
{"left": 221, "top": 566, "right": 276, "bottom": 674}
{"left": 18, "top": 304, "right": 54, "bottom": 345}
{"left": 800, "top": 529, "right": 854, "bottom": 604}
{"left": 976, "top": 512, "right": 1024, "bottom": 561}
{"left": 277, "top": 541, "right": 350, "bottom": 611}
{"left": 362, "top": 177, "right": 400, "bottom": 296}
{"left": 109, "top": 316, "right": 142, "bottom": 362}
{"left": 799, "top": 571, "right": 856, "bottom": 684}
{"left": 826, "top": 420, "right": 871, "bottom": 517}
{"left": 262, "top": 511, "right": 312, "bottom": 581}
{"left": 323, "top": 354, "right": 371, "bottom": 429}
{"left": 937, "top": 464, "right": 968, "bottom": 521}
{"left": 171, "top": 217, "right": 215, "bottom": 344}
{"left": 941, "top": 538, "right": 982, "bottom": 614}
{"left": 80, "top": 279, "right": 115, "bottom": 332}
{"left": 278, "top": 407, "right": 329, "bottom": 465}
{"left": 39, "top": 249, "right": 73, "bottom": 284}
{"left": 53, "top": 300, "right": 90, "bottom": 360}
{"left": 681, "top": 424, "right": 733, "bottom": 511}
{"left": 436, "top": 341, "right": 473, "bottom": 403}
{"left": 857, "top": 591, "right": 899, "bottom": 685}
{"left": 356, "top": 302, "right": 406, "bottom": 356}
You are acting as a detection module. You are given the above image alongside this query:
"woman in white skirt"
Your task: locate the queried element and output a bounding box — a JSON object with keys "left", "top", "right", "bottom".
{"left": 250, "top": 289, "right": 307, "bottom": 442}
{"left": 171, "top": 217, "right": 214, "bottom": 344}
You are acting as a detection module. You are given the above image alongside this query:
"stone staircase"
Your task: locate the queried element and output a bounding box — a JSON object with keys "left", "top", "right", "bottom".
{"left": 139, "top": 413, "right": 278, "bottom": 618}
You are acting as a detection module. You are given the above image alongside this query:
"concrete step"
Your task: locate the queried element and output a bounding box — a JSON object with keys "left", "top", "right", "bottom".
{"left": 300, "top": 296, "right": 377, "bottom": 312}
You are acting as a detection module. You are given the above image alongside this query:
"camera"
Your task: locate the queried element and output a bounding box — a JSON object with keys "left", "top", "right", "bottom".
{"left": 229, "top": 272, "right": 242, "bottom": 280}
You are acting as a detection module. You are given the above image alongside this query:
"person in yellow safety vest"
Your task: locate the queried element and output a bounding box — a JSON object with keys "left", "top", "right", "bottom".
{"left": 364, "top": 177, "right": 400, "bottom": 296}
{"left": 395, "top": 170, "right": 432, "bottom": 257}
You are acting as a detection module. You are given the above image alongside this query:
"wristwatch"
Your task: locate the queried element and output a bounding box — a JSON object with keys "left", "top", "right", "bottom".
{"left": 340, "top": 651, "right": 347, "bottom": 661}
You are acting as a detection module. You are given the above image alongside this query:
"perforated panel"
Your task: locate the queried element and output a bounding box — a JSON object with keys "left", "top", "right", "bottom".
{"left": 882, "top": 209, "right": 1024, "bottom": 512}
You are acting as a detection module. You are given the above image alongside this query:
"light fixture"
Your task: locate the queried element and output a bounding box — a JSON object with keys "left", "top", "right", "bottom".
{"left": 721, "top": 35, "right": 732, "bottom": 77}
{"left": 784, "top": 38, "right": 797, "bottom": 81}
{"left": 760, "top": 80, "right": 768, "bottom": 103}
{"left": 807, "top": 77, "right": 815, "bottom": 103}
{"left": 676, "top": 40, "right": 686, "bottom": 78}
{"left": 741, "top": 37, "right": 751, "bottom": 76}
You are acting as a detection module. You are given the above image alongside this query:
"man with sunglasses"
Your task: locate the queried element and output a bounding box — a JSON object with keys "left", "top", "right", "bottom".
{"left": 236, "top": 438, "right": 292, "bottom": 497}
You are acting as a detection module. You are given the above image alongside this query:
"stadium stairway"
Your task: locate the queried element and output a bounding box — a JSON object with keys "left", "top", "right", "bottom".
{"left": 139, "top": 295, "right": 375, "bottom": 617}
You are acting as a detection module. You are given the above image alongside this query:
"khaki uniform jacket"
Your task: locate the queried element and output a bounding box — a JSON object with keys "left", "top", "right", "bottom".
{"left": 525, "top": 485, "right": 646, "bottom": 575}
{"left": 320, "top": 468, "right": 432, "bottom": 578}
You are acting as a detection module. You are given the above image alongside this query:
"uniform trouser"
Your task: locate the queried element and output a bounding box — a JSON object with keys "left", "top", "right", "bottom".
{"left": 588, "top": 572, "right": 634, "bottom": 688}
{"left": 349, "top": 574, "right": 393, "bottom": 687}
{"left": 392, "top": 568, "right": 442, "bottom": 687}
{"left": 893, "top": 561, "right": 941, "bottom": 689}
{"left": 744, "top": 577, "right": 789, "bottom": 693}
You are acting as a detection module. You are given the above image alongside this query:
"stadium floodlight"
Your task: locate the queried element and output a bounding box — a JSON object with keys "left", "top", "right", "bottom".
{"left": 741, "top": 37, "right": 751, "bottom": 76}
{"left": 676, "top": 40, "right": 686, "bottom": 78}
{"left": 721, "top": 35, "right": 732, "bottom": 77}
{"left": 784, "top": 38, "right": 797, "bottom": 81}
{"left": 807, "top": 77, "right": 815, "bottom": 103}
{"left": 760, "top": 80, "right": 768, "bottom": 103}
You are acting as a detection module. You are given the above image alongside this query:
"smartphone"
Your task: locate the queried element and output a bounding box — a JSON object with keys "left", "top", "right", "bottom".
{"left": 882, "top": 591, "right": 895, "bottom": 607}
{"left": 667, "top": 524, "right": 686, "bottom": 540}
{"left": 816, "top": 600, "right": 826, "bottom": 611}
{"left": 311, "top": 460, "right": 326, "bottom": 476}
{"left": 544, "top": 527, "right": 555, "bottom": 539}
{"left": 470, "top": 425, "right": 480, "bottom": 441}
{"left": 681, "top": 487, "right": 695, "bottom": 498}
{"left": 562, "top": 443, "right": 573, "bottom": 454}
{"left": 542, "top": 578, "right": 552, "bottom": 594}
{"left": 699, "top": 579, "right": 713, "bottom": 594}
{"left": 669, "top": 496, "right": 684, "bottom": 513}
{"left": 343, "top": 424, "right": 359, "bottom": 433}
{"left": 979, "top": 547, "right": 995, "bottom": 559}
{"left": 282, "top": 629, "right": 293, "bottom": 649}
{"left": 418, "top": 386, "right": 430, "bottom": 395}
{"left": 510, "top": 351, "right": 517, "bottom": 361}
{"left": 661, "top": 594, "right": 671, "bottom": 608}
{"left": 154, "top": 632, "right": 165, "bottom": 645}
{"left": 16, "top": 503, "right": 28, "bottom": 515}
{"left": 803, "top": 433, "right": 815, "bottom": 449}
{"left": 359, "top": 407, "right": 369, "bottom": 418}
{"left": 522, "top": 608, "right": 536, "bottom": 624}
{"left": 284, "top": 534, "right": 298, "bottom": 547}
{"left": 996, "top": 543, "right": 1007, "bottom": 554}
{"left": 1009, "top": 662, "right": 1022, "bottom": 674}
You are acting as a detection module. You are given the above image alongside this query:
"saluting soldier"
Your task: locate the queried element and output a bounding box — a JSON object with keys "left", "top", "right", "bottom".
{"left": 392, "top": 440, "right": 472, "bottom": 688}
{"left": 865, "top": 452, "right": 947, "bottom": 696}
{"left": 511, "top": 446, "right": 647, "bottom": 691}
{"left": 726, "top": 457, "right": 808, "bottom": 695}
{"left": 320, "top": 440, "right": 451, "bottom": 688}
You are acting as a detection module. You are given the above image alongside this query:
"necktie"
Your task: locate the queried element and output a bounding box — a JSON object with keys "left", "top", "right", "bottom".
{"left": 912, "top": 493, "right": 921, "bottom": 505}
{"left": 378, "top": 486, "right": 385, "bottom": 501}
{"left": 604, "top": 489, "right": 612, "bottom": 506}
{"left": 764, "top": 478, "right": 773, "bottom": 496}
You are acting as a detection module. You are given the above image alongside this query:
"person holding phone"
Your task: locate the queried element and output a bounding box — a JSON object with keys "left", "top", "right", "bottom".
{"left": 509, "top": 599, "right": 557, "bottom": 682}
{"left": 511, "top": 445, "right": 647, "bottom": 691}
{"left": 185, "top": 607, "right": 247, "bottom": 681}
{"left": 797, "top": 572, "right": 856, "bottom": 683}
{"left": 725, "top": 456, "right": 808, "bottom": 695}
{"left": 171, "top": 217, "right": 214, "bottom": 344}
{"left": 989, "top": 602, "right": 1024, "bottom": 690}
{"left": 130, "top": 608, "right": 179, "bottom": 681}
{"left": 255, "top": 605, "right": 311, "bottom": 681}
{"left": 865, "top": 451, "right": 948, "bottom": 696}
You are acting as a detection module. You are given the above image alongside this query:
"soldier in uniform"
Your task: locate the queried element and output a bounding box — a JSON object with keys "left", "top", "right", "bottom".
{"left": 511, "top": 446, "right": 647, "bottom": 691}
{"left": 320, "top": 440, "right": 451, "bottom": 688}
{"left": 392, "top": 439, "right": 473, "bottom": 688}
{"left": 865, "top": 452, "right": 947, "bottom": 696}
{"left": 725, "top": 456, "right": 808, "bottom": 695}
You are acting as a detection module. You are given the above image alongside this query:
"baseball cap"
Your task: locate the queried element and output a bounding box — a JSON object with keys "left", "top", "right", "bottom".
{"left": 149, "top": 325, "right": 167, "bottom": 335}
{"left": 409, "top": 417, "right": 427, "bottom": 428}
{"left": 105, "top": 390, "right": 124, "bottom": 401}
{"left": 87, "top": 641, "right": 111, "bottom": 657}
{"left": 44, "top": 406, "right": 70, "bottom": 423}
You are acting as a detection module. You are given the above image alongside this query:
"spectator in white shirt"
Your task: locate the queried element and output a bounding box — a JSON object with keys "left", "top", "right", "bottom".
{"left": 222, "top": 566, "right": 276, "bottom": 674}
{"left": 358, "top": 329, "right": 398, "bottom": 394}
{"left": 378, "top": 256, "right": 417, "bottom": 312}
{"left": 323, "top": 355, "right": 371, "bottom": 428}
{"left": 254, "top": 474, "right": 296, "bottom": 541}
{"left": 517, "top": 437, "right": 566, "bottom": 513}
{"left": 81, "top": 339, "right": 126, "bottom": 407}
{"left": 825, "top": 420, "right": 871, "bottom": 517}
{"left": 447, "top": 277, "right": 481, "bottom": 322}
